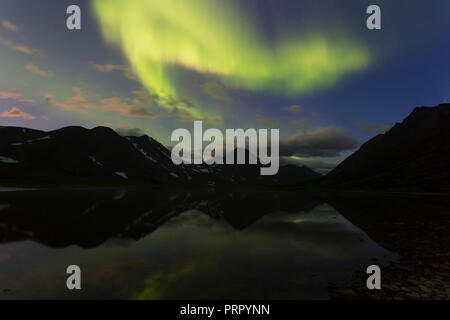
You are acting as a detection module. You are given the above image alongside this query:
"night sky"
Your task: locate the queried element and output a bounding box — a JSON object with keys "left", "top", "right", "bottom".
{"left": 0, "top": 0, "right": 448, "bottom": 173}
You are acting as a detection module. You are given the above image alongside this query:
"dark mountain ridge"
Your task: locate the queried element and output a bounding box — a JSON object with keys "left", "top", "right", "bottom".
{"left": 0, "top": 125, "right": 320, "bottom": 187}
{"left": 323, "top": 103, "right": 450, "bottom": 191}
{"left": 3, "top": 103, "right": 447, "bottom": 191}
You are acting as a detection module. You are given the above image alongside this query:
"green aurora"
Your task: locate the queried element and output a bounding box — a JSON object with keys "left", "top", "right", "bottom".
{"left": 92, "top": 0, "right": 371, "bottom": 118}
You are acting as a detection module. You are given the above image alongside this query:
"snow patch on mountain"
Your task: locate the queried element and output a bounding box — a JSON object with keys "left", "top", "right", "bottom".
{"left": 26, "top": 136, "right": 51, "bottom": 143}
{"left": 89, "top": 156, "right": 104, "bottom": 166}
{"left": 131, "top": 142, "right": 156, "bottom": 162}
{"left": 0, "top": 156, "right": 19, "bottom": 164}
{"left": 115, "top": 172, "right": 128, "bottom": 179}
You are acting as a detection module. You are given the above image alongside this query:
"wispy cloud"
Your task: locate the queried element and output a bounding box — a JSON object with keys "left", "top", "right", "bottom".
{"left": 280, "top": 126, "right": 359, "bottom": 157}
{"left": 170, "top": 105, "right": 220, "bottom": 124}
{"left": 291, "top": 118, "right": 310, "bottom": 133}
{"left": 1, "top": 20, "right": 20, "bottom": 32}
{"left": 90, "top": 62, "right": 137, "bottom": 80}
{"left": 284, "top": 105, "right": 303, "bottom": 113}
{"left": 25, "top": 64, "right": 54, "bottom": 78}
{"left": 255, "top": 115, "right": 280, "bottom": 128}
{"left": 0, "top": 88, "right": 34, "bottom": 103}
{"left": 91, "top": 63, "right": 215, "bottom": 122}
{"left": 0, "top": 107, "right": 35, "bottom": 120}
{"left": 45, "top": 87, "right": 158, "bottom": 119}
{"left": 91, "top": 63, "right": 122, "bottom": 72}
{"left": 201, "top": 81, "right": 233, "bottom": 103}
{"left": 356, "top": 122, "right": 391, "bottom": 134}
{"left": 0, "top": 36, "right": 42, "bottom": 55}
{"left": 0, "top": 89, "right": 22, "bottom": 100}
{"left": 18, "top": 99, "right": 34, "bottom": 103}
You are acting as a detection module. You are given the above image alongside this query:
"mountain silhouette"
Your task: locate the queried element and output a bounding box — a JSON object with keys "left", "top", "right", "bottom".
{"left": 0, "top": 125, "right": 319, "bottom": 186}
{"left": 323, "top": 103, "right": 450, "bottom": 191}
{"left": 3, "top": 103, "right": 447, "bottom": 191}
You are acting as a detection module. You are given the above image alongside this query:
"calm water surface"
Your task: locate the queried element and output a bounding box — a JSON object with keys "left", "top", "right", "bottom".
{"left": 0, "top": 189, "right": 397, "bottom": 299}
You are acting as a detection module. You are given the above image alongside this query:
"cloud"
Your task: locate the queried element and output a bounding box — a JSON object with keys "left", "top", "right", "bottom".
{"left": 91, "top": 62, "right": 137, "bottom": 80}
{"left": 131, "top": 90, "right": 155, "bottom": 106}
{"left": 25, "top": 64, "right": 54, "bottom": 78}
{"left": 115, "top": 127, "right": 147, "bottom": 137}
{"left": 1, "top": 20, "right": 20, "bottom": 32}
{"left": 0, "top": 36, "right": 42, "bottom": 55}
{"left": 92, "top": 71, "right": 211, "bottom": 121}
{"left": 102, "top": 96, "right": 158, "bottom": 118}
{"left": 280, "top": 126, "right": 359, "bottom": 157}
{"left": 201, "top": 81, "right": 232, "bottom": 103}
{"left": 281, "top": 156, "right": 337, "bottom": 174}
{"left": 169, "top": 105, "right": 219, "bottom": 124}
{"left": 43, "top": 89, "right": 87, "bottom": 114}
{"left": 356, "top": 122, "right": 391, "bottom": 134}
{"left": 254, "top": 115, "right": 280, "bottom": 128}
{"left": 91, "top": 63, "right": 122, "bottom": 72}
{"left": 285, "top": 105, "right": 303, "bottom": 113}
{"left": 0, "top": 89, "right": 34, "bottom": 103}
{"left": 0, "top": 107, "right": 35, "bottom": 120}
{"left": 45, "top": 87, "right": 159, "bottom": 119}
{"left": 43, "top": 93, "right": 54, "bottom": 103}
{"left": 291, "top": 118, "right": 310, "bottom": 133}
{"left": 18, "top": 99, "right": 34, "bottom": 103}
{"left": 152, "top": 93, "right": 219, "bottom": 123}
{"left": 0, "top": 89, "right": 22, "bottom": 100}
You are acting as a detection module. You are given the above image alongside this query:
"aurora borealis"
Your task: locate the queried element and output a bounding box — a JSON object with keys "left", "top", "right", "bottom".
{"left": 0, "top": 0, "right": 449, "bottom": 173}
{"left": 92, "top": 0, "right": 370, "bottom": 101}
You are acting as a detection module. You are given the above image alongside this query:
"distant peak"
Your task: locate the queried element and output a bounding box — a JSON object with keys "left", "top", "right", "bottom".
{"left": 92, "top": 125, "right": 114, "bottom": 131}
{"left": 91, "top": 126, "right": 120, "bottom": 135}
{"left": 411, "top": 103, "right": 450, "bottom": 113}
{"left": 140, "top": 134, "right": 154, "bottom": 140}
{"left": 50, "top": 125, "right": 87, "bottom": 134}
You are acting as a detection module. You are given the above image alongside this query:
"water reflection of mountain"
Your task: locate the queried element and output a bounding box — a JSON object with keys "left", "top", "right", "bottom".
{"left": 1, "top": 189, "right": 448, "bottom": 299}
{"left": 0, "top": 189, "right": 322, "bottom": 248}
{"left": 323, "top": 193, "right": 450, "bottom": 256}
{"left": 1, "top": 189, "right": 448, "bottom": 257}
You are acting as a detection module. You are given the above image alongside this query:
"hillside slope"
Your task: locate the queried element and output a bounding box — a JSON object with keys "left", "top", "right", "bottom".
{"left": 0, "top": 126, "right": 320, "bottom": 187}
{"left": 324, "top": 103, "right": 450, "bottom": 191}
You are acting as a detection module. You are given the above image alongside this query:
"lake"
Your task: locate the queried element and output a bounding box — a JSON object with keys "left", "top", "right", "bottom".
{"left": 0, "top": 188, "right": 447, "bottom": 299}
